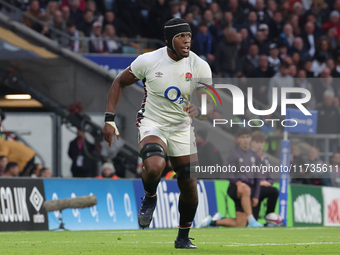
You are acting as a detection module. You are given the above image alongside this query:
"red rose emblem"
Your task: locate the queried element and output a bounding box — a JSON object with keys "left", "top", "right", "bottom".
{"left": 186, "top": 72, "right": 192, "bottom": 79}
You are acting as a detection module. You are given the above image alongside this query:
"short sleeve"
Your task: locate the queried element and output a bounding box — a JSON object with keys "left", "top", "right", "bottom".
{"left": 130, "top": 55, "right": 147, "bottom": 80}
{"left": 196, "top": 60, "right": 212, "bottom": 89}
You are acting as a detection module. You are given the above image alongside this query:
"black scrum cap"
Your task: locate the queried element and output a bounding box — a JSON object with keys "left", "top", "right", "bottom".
{"left": 164, "top": 18, "right": 191, "bottom": 54}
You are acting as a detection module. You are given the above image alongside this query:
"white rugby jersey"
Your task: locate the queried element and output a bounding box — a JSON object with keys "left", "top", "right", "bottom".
{"left": 130, "top": 47, "right": 212, "bottom": 126}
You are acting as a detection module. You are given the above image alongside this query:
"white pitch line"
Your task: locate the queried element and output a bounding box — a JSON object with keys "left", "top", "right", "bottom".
{"left": 223, "top": 242, "right": 340, "bottom": 247}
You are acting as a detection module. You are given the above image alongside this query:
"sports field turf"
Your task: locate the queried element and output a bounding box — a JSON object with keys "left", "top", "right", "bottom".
{"left": 1, "top": 227, "right": 339, "bottom": 254}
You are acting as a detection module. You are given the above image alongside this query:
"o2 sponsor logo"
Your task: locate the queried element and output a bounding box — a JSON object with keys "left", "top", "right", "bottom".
{"left": 164, "top": 86, "right": 184, "bottom": 104}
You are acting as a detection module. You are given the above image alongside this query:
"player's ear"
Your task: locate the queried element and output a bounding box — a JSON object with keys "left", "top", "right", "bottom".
{"left": 165, "top": 40, "right": 168, "bottom": 44}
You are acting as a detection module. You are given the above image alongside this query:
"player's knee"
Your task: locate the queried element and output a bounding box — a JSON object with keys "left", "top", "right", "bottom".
{"left": 143, "top": 157, "right": 165, "bottom": 179}
{"left": 244, "top": 185, "right": 251, "bottom": 196}
{"left": 239, "top": 184, "right": 251, "bottom": 196}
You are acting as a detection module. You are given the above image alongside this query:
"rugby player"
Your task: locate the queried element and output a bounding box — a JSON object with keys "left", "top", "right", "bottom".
{"left": 197, "top": 128, "right": 263, "bottom": 228}
{"left": 102, "top": 18, "right": 213, "bottom": 249}
{"left": 251, "top": 131, "right": 279, "bottom": 220}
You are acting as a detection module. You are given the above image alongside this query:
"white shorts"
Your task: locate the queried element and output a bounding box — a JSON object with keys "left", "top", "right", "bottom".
{"left": 138, "top": 118, "right": 197, "bottom": 157}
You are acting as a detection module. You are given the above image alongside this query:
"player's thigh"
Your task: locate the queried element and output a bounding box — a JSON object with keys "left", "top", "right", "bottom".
{"left": 139, "top": 135, "right": 167, "bottom": 152}
{"left": 167, "top": 126, "right": 196, "bottom": 158}
{"left": 235, "top": 212, "right": 247, "bottom": 227}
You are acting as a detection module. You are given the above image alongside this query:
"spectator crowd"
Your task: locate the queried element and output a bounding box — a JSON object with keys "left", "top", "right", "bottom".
{"left": 2, "top": 0, "right": 340, "bottom": 138}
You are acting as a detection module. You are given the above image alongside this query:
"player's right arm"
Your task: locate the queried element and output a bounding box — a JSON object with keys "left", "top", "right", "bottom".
{"left": 103, "top": 68, "right": 138, "bottom": 147}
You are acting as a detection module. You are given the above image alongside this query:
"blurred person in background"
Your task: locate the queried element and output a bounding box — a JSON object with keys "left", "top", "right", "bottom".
{"left": 268, "top": 43, "right": 281, "bottom": 73}
{"left": 147, "top": 0, "right": 172, "bottom": 40}
{"left": 169, "top": 1, "right": 181, "bottom": 19}
{"left": 77, "top": 10, "right": 94, "bottom": 37}
{"left": 315, "top": 68, "right": 335, "bottom": 103}
{"left": 304, "top": 59, "right": 314, "bottom": 78}
{"left": 290, "top": 144, "right": 307, "bottom": 184}
{"left": 102, "top": 11, "right": 132, "bottom": 38}
{"left": 288, "top": 14, "right": 300, "bottom": 37}
{"left": 60, "top": 0, "right": 86, "bottom": 13}
{"left": 69, "top": 0, "right": 83, "bottom": 24}
{"left": 289, "top": 64, "right": 297, "bottom": 77}
{"left": 39, "top": 167, "right": 52, "bottom": 178}
{"left": 202, "top": 9, "right": 220, "bottom": 40}
{"left": 302, "top": 21, "right": 317, "bottom": 59}
{"left": 2, "top": 162, "right": 20, "bottom": 177}
{"left": 45, "top": 1, "right": 59, "bottom": 21}
{"left": 322, "top": 10, "right": 340, "bottom": 39}
{"left": 255, "top": 0, "right": 270, "bottom": 24}
{"left": 266, "top": 0, "right": 277, "bottom": 18}
{"left": 238, "top": 28, "right": 250, "bottom": 58}
{"left": 317, "top": 90, "right": 340, "bottom": 153}
{"left": 68, "top": 129, "right": 97, "bottom": 177}
{"left": 96, "top": 162, "right": 119, "bottom": 179}
{"left": 209, "top": 1, "right": 223, "bottom": 24}
{"left": 214, "top": 26, "right": 241, "bottom": 78}
{"left": 0, "top": 156, "right": 8, "bottom": 176}
{"left": 61, "top": 5, "right": 70, "bottom": 22}
{"left": 32, "top": 15, "right": 51, "bottom": 38}
{"left": 50, "top": 10, "right": 67, "bottom": 45}
{"left": 328, "top": 152, "right": 340, "bottom": 187}
{"left": 104, "top": 24, "right": 122, "bottom": 54}
{"left": 291, "top": 37, "right": 309, "bottom": 62}
{"left": 89, "top": 21, "right": 108, "bottom": 53}
{"left": 292, "top": 69, "right": 316, "bottom": 109}
{"left": 305, "top": 147, "right": 324, "bottom": 185}
{"left": 278, "top": 43, "right": 288, "bottom": 60}
{"left": 269, "top": 11, "right": 284, "bottom": 41}
{"left": 0, "top": 137, "right": 36, "bottom": 176}
{"left": 23, "top": 0, "right": 42, "bottom": 28}
{"left": 192, "top": 21, "right": 215, "bottom": 64}
{"left": 253, "top": 27, "right": 270, "bottom": 55}
{"left": 251, "top": 131, "right": 279, "bottom": 221}
{"left": 183, "top": 12, "right": 198, "bottom": 39}
{"left": 278, "top": 23, "right": 295, "bottom": 51}
{"left": 66, "top": 19, "right": 86, "bottom": 53}
{"left": 195, "top": 129, "right": 223, "bottom": 167}
{"left": 242, "top": 11, "right": 259, "bottom": 41}
{"left": 259, "top": 107, "right": 281, "bottom": 154}
{"left": 86, "top": 0, "right": 100, "bottom": 22}
{"left": 251, "top": 55, "right": 275, "bottom": 105}
{"left": 267, "top": 61, "right": 294, "bottom": 114}
{"left": 28, "top": 163, "right": 43, "bottom": 178}
{"left": 315, "top": 38, "right": 333, "bottom": 63}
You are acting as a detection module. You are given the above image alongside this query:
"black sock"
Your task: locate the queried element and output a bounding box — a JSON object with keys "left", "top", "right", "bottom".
{"left": 210, "top": 220, "right": 217, "bottom": 226}
{"left": 142, "top": 177, "right": 160, "bottom": 197}
{"left": 178, "top": 199, "right": 198, "bottom": 239}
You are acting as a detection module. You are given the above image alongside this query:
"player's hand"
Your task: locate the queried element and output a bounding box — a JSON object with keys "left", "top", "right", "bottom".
{"left": 252, "top": 198, "right": 259, "bottom": 207}
{"left": 260, "top": 180, "right": 272, "bottom": 187}
{"left": 102, "top": 122, "right": 120, "bottom": 148}
{"left": 184, "top": 103, "right": 199, "bottom": 118}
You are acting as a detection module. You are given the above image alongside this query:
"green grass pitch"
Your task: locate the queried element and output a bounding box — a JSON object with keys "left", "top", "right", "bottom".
{"left": 1, "top": 227, "right": 339, "bottom": 254}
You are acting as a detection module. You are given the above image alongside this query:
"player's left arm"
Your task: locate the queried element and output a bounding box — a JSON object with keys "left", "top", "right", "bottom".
{"left": 184, "top": 60, "right": 213, "bottom": 120}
